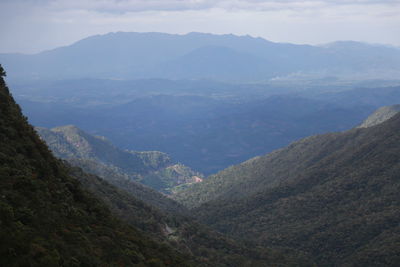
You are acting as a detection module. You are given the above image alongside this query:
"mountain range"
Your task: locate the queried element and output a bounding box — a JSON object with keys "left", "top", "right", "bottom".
{"left": 4, "top": 32, "right": 400, "bottom": 175}
{"left": 1, "top": 32, "right": 400, "bottom": 82}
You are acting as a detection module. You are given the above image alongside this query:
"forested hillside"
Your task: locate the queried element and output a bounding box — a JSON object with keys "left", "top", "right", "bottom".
{"left": 67, "top": 158, "right": 188, "bottom": 214}
{"left": 68, "top": 164, "right": 312, "bottom": 267}
{"left": 0, "top": 65, "right": 190, "bottom": 266}
{"left": 175, "top": 107, "right": 400, "bottom": 266}
{"left": 37, "top": 125, "right": 203, "bottom": 193}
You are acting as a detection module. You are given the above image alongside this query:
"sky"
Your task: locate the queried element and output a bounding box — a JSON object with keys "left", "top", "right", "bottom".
{"left": 0, "top": 0, "right": 399, "bottom": 54}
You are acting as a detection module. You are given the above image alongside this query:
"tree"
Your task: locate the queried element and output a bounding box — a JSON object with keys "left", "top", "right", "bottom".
{"left": 0, "top": 64, "right": 6, "bottom": 77}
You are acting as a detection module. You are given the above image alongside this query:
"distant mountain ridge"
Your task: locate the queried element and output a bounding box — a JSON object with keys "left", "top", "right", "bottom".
{"left": 1, "top": 31, "right": 399, "bottom": 81}
{"left": 36, "top": 125, "right": 203, "bottom": 193}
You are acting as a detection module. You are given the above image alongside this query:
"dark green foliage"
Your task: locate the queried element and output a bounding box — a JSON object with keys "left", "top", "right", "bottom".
{"left": 178, "top": 112, "right": 400, "bottom": 266}
{"left": 67, "top": 158, "right": 188, "bottom": 214}
{"left": 0, "top": 65, "right": 5, "bottom": 77}
{"left": 0, "top": 68, "right": 190, "bottom": 266}
{"left": 67, "top": 164, "right": 313, "bottom": 267}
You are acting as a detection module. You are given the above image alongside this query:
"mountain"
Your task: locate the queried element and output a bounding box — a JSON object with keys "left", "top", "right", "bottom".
{"left": 358, "top": 104, "right": 400, "bottom": 128}
{"left": 174, "top": 107, "right": 400, "bottom": 266}
{"left": 36, "top": 125, "right": 203, "bottom": 193}
{"left": 1, "top": 32, "right": 400, "bottom": 82}
{"left": 68, "top": 164, "right": 313, "bottom": 267}
{"left": 0, "top": 65, "right": 191, "bottom": 266}
{"left": 0, "top": 64, "right": 313, "bottom": 266}
{"left": 151, "top": 45, "right": 275, "bottom": 81}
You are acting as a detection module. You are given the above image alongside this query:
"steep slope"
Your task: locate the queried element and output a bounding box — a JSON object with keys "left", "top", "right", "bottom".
{"left": 358, "top": 104, "right": 400, "bottom": 128}
{"left": 68, "top": 164, "right": 312, "bottom": 267}
{"left": 0, "top": 65, "right": 190, "bottom": 266}
{"left": 67, "top": 158, "right": 188, "bottom": 214}
{"left": 176, "top": 109, "right": 400, "bottom": 266}
{"left": 36, "top": 125, "right": 203, "bottom": 193}
{"left": 37, "top": 125, "right": 170, "bottom": 173}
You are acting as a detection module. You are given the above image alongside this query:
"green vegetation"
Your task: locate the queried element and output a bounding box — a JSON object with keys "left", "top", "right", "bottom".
{"left": 68, "top": 164, "right": 313, "bottom": 267}
{"left": 0, "top": 66, "right": 190, "bottom": 266}
{"left": 176, "top": 111, "right": 400, "bottom": 266}
{"left": 67, "top": 158, "right": 188, "bottom": 214}
{"left": 0, "top": 64, "right": 5, "bottom": 77}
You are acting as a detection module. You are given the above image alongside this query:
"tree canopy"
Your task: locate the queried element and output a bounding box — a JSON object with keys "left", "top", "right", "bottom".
{"left": 0, "top": 64, "right": 6, "bottom": 77}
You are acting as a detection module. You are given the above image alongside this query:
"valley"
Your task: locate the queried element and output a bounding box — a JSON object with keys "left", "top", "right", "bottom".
{"left": 174, "top": 108, "right": 400, "bottom": 265}
{"left": 1, "top": 30, "right": 400, "bottom": 266}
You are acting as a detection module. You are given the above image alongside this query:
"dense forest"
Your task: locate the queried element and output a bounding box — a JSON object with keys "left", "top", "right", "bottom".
{"left": 0, "top": 64, "right": 192, "bottom": 266}
{"left": 174, "top": 107, "right": 400, "bottom": 266}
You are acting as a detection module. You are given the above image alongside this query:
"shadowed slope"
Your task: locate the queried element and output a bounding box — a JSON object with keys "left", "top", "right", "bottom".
{"left": 0, "top": 66, "right": 190, "bottom": 266}
{"left": 176, "top": 107, "right": 400, "bottom": 266}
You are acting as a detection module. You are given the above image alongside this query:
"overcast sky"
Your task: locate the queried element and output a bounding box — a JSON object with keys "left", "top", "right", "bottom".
{"left": 0, "top": 0, "right": 399, "bottom": 54}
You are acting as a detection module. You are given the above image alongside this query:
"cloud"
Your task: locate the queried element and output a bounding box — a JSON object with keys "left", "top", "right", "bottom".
{"left": 4, "top": 0, "right": 400, "bottom": 13}
{"left": 0, "top": 0, "right": 399, "bottom": 53}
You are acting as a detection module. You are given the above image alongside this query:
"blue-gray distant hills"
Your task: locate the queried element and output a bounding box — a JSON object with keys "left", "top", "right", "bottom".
{"left": 1, "top": 32, "right": 400, "bottom": 81}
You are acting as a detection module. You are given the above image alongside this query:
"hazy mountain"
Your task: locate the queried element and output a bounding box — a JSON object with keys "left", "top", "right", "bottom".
{"left": 36, "top": 125, "right": 203, "bottom": 193}
{"left": 174, "top": 108, "right": 400, "bottom": 266}
{"left": 151, "top": 45, "right": 275, "bottom": 81}
{"left": 358, "top": 104, "right": 400, "bottom": 128}
{"left": 1, "top": 32, "right": 400, "bottom": 82}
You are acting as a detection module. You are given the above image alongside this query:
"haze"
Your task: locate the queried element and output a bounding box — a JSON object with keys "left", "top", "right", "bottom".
{"left": 0, "top": 0, "right": 399, "bottom": 54}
